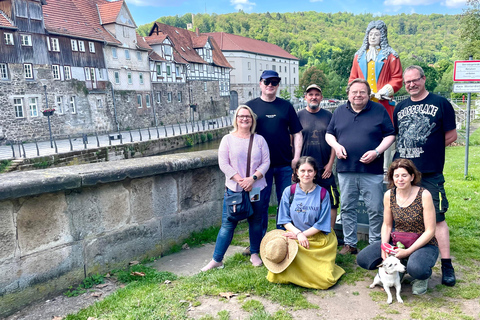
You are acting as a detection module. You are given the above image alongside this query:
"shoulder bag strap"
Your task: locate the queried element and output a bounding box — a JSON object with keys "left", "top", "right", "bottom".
{"left": 246, "top": 134, "right": 254, "bottom": 177}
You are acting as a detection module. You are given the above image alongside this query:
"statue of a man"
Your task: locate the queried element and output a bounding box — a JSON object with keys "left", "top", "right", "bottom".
{"left": 349, "top": 20, "right": 402, "bottom": 121}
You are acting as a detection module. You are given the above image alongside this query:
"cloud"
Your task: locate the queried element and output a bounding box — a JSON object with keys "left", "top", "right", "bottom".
{"left": 383, "top": 0, "right": 435, "bottom": 5}
{"left": 441, "top": 0, "right": 467, "bottom": 7}
{"left": 230, "top": 0, "right": 256, "bottom": 12}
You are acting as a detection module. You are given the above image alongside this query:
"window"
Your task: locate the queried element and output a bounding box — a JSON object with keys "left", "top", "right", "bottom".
{"left": 176, "top": 66, "right": 181, "bottom": 77}
{"left": 293, "top": 67, "right": 296, "bottom": 73}
{"left": 0, "top": 63, "right": 8, "bottom": 79}
{"left": 136, "top": 51, "right": 141, "bottom": 61}
{"left": 28, "top": 97, "right": 38, "bottom": 117}
{"left": 14, "top": 98, "right": 24, "bottom": 118}
{"left": 167, "top": 92, "right": 172, "bottom": 103}
{"left": 285, "top": 66, "right": 287, "bottom": 72}
{"left": 139, "top": 73, "right": 144, "bottom": 84}
{"left": 204, "top": 82, "right": 207, "bottom": 92}
{"left": 56, "top": 96, "right": 64, "bottom": 114}
{"left": 248, "top": 62, "right": 251, "bottom": 70}
{"left": 266, "top": 64, "right": 269, "bottom": 69}
{"left": 71, "top": 39, "right": 78, "bottom": 51}
{"left": 98, "top": 69, "right": 103, "bottom": 80}
{"left": 177, "top": 92, "right": 182, "bottom": 102}
{"left": 146, "top": 94, "right": 151, "bottom": 108}
{"left": 50, "top": 38, "right": 60, "bottom": 52}
{"left": 78, "top": 41, "right": 85, "bottom": 52}
{"left": 112, "top": 47, "right": 118, "bottom": 59}
{"left": 124, "top": 49, "right": 130, "bottom": 60}
{"left": 156, "top": 64, "right": 161, "bottom": 76}
{"left": 24, "top": 64, "right": 33, "bottom": 79}
{"left": 64, "top": 66, "right": 71, "bottom": 80}
{"left": 69, "top": 96, "right": 76, "bottom": 113}
{"left": 164, "top": 45, "right": 172, "bottom": 56}
{"left": 89, "top": 42, "right": 95, "bottom": 53}
{"left": 114, "top": 71, "right": 120, "bottom": 84}
{"left": 259, "top": 63, "right": 262, "bottom": 71}
{"left": 248, "top": 75, "right": 251, "bottom": 82}
{"left": 272, "top": 65, "right": 276, "bottom": 71}
{"left": 127, "top": 72, "right": 132, "bottom": 84}
{"left": 52, "top": 65, "right": 60, "bottom": 80}
{"left": 21, "top": 34, "right": 32, "bottom": 46}
{"left": 4, "top": 33, "right": 14, "bottom": 45}
{"left": 137, "top": 94, "right": 142, "bottom": 108}
{"left": 84, "top": 67, "right": 91, "bottom": 80}
{"left": 89, "top": 68, "right": 96, "bottom": 82}
{"left": 123, "top": 26, "right": 129, "bottom": 38}
{"left": 96, "top": 98, "right": 103, "bottom": 108}
{"left": 156, "top": 92, "right": 161, "bottom": 103}
{"left": 166, "top": 65, "right": 171, "bottom": 76}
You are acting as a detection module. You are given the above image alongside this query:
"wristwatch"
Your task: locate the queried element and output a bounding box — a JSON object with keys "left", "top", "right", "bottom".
{"left": 252, "top": 175, "right": 258, "bottom": 181}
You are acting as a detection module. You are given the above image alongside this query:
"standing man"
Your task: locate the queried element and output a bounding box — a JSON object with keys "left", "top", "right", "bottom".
{"left": 394, "top": 65, "right": 457, "bottom": 286}
{"left": 326, "top": 79, "right": 395, "bottom": 254}
{"left": 246, "top": 70, "right": 303, "bottom": 238}
{"left": 297, "top": 84, "right": 340, "bottom": 229}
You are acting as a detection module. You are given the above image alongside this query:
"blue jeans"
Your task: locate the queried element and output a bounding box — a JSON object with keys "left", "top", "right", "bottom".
{"left": 357, "top": 241, "right": 439, "bottom": 280}
{"left": 212, "top": 188, "right": 263, "bottom": 262}
{"left": 338, "top": 173, "right": 384, "bottom": 246}
{"left": 261, "top": 166, "right": 293, "bottom": 235}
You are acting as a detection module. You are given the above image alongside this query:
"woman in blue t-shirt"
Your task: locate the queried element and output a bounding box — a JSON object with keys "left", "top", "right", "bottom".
{"left": 263, "top": 156, "right": 344, "bottom": 289}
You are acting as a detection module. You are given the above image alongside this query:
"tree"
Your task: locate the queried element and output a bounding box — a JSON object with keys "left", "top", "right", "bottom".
{"left": 459, "top": 0, "right": 480, "bottom": 59}
{"left": 279, "top": 88, "right": 291, "bottom": 101}
{"left": 294, "top": 86, "right": 304, "bottom": 99}
{"left": 299, "top": 66, "right": 328, "bottom": 93}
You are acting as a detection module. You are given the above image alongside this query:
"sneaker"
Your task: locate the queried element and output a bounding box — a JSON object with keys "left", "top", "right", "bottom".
{"left": 201, "top": 260, "right": 224, "bottom": 272}
{"left": 250, "top": 253, "right": 263, "bottom": 267}
{"left": 242, "top": 246, "right": 251, "bottom": 256}
{"left": 411, "top": 279, "right": 428, "bottom": 295}
{"left": 339, "top": 244, "right": 358, "bottom": 255}
{"left": 441, "top": 265, "right": 456, "bottom": 286}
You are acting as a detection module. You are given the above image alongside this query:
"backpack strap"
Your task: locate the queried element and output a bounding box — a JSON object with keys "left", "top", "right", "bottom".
{"left": 289, "top": 183, "right": 296, "bottom": 206}
{"left": 320, "top": 186, "right": 327, "bottom": 201}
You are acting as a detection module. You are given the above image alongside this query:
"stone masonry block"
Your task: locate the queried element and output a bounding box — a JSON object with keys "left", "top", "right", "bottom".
{"left": 17, "top": 193, "right": 70, "bottom": 255}
{"left": 0, "top": 201, "right": 15, "bottom": 261}
{"left": 152, "top": 174, "right": 177, "bottom": 217}
{"left": 129, "top": 177, "right": 155, "bottom": 223}
{"left": 177, "top": 166, "right": 224, "bottom": 211}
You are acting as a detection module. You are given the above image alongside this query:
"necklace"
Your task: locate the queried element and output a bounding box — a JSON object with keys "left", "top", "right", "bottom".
{"left": 300, "top": 184, "right": 315, "bottom": 195}
{"left": 397, "top": 187, "right": 413, "bottom": 207}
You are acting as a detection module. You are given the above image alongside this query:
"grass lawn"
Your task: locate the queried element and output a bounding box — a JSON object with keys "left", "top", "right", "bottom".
{"left": 64, "top": 126, "right": 480, "bottom": 320}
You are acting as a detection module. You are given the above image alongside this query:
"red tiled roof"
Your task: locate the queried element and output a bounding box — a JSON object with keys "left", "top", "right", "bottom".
{"left": 146, "top": 22, "right": 231, "bottom": 68}
{"left": 97, "top": 0, "right": 123, "bottom": 25}
{"left": 148, "top": 51, "right": 166, "bottom": 62}
{"left": 136, "top": 32, "right": 151, "bottom": 51}
{"left": 205, "top": 32, "right": 299, "bottom": 61}
{"left": 209, "top": 36, "right": 232, "bottom": 69}
{"left": 0, "top": 10, "right": 16, "bottom": 29}
{"left": 43, "top": 0, "right": 120, "bottom": 44}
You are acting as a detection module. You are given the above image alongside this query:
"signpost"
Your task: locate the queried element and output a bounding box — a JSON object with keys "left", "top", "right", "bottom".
{"left": 453, "top": 58, "right": 480, "bottom": 178}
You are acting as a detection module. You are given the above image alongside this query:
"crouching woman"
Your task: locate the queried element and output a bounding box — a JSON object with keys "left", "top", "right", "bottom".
{"left": 357, "top": 159, "right": 439, "bottom": 295}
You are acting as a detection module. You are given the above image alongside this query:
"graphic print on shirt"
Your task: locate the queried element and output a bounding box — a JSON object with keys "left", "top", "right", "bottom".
{"left": 397, "top": 106, "right": 437, "bottom": 159}
{"left": 295, "top": 202, "right": 320, "bottom": 213}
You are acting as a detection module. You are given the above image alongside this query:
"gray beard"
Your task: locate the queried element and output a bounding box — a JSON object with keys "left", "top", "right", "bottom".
{"left": 308, "top": 103, "right": 319, "bottom": 109}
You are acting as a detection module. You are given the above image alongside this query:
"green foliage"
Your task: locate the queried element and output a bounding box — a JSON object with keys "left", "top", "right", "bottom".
{"left": 113, "top": 264, "right": 177, "bottom": 284}
{"left": 184, "top": 135, "right": 194, "bottom": 147}
{"left": 299, "top": 66, "right": 328, "bottom": 93}
{"left": 32, "top": 160, "right": 52, "bottom": 169}
{"left": 207, "top": 132, "right": 214, "bottom": 141}
{"left": 279, "top": 88, "right": 291, "bottom": 101}
{"left": 459, "top": 0, "right": 480, "bottom": 59}
{"left": 200, "top": 133, "right": 207, "bottom": 143}
{"left": 64, "top": 274, "right": 105, "bottom": 297}
{"left": 0, "top": 160, "right": 11, "bottom": 173}
{"left": 293, "top": 86, "right": 304, "bottom": 99}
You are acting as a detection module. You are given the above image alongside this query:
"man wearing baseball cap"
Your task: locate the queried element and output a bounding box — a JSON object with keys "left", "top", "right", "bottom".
{"left": 297, "top": 84, "right": 340, "bottom": 230}
{"left": 245, "top": 70, "right": 303, "bottom": 239}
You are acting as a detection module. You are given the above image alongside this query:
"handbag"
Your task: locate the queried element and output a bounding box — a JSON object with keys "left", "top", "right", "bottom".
{"left": 391, "top": 231, "right": 421, "bottom": 248}
{"left": 225, "top": 135, "right": 255, "bottom": 223}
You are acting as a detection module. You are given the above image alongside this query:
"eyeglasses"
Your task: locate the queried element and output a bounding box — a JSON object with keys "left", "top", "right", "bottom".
{"left": 237, "top": 115, "right": 252, "bottom": 120}
{"left": 404, "top": 77, "right": 423, "bottom": 86}
{"left": 262, "top": 79, "right": 280, "bottom": 86}
{"left": 350, "top": 90, "right": 368, "bottom": 96}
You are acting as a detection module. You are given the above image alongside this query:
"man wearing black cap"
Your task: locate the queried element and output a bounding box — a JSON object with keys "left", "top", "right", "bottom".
{"left": 297, "top": 84, "right": 339, "bottom": 229}
{"left": 245, "top": 70, "right": 303, "bottom": 237}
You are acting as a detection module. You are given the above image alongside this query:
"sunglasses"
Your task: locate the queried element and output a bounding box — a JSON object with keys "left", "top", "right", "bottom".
{"left": 262, "top": 79, "right": 280, "bottom": 86}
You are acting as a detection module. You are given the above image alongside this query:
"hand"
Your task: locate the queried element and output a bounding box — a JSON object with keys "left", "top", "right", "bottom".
{"left": 360, "top": 150, "right": 378, "bottom": 164}
{"left": 239, "top": 176, "right": 254, "bottom": 192}
{"left": 381, "top": 250, "right": 388, "bottom": 261}
{"left": 334, "top": 145, "right": 347, "bottom": 159}
{"left": 282, "top": 231, "right": 297, "bottom": 239}
{"left": 291, "top": 157, "right": 300, "bottom": 170}
{"left": 297, "top": 232, "right": 309, "bottom": 248}
{"left": 394, "top": 248, "right": 411, "bottom": 260}
{"left": 322, "top": 163, "right": 333, "bottom": 179}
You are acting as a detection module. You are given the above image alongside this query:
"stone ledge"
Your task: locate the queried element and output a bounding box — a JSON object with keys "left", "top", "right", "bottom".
{"left": 0, "top": 150, "right": 218, "bottom": 201}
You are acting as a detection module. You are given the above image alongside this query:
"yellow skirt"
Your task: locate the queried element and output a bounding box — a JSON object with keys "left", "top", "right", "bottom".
{"left": 266, "top": 231, "right": 345, "bottom": 289}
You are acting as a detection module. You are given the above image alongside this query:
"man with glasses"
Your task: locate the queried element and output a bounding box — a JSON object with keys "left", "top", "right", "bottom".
{"left": 297, "top": 84, "right": 340, "bottom": 230}
{"left": 326, "top": 79, "right": 395, "bottom": 254}
{"left": 393, "top": 65, "right": 457, "bottom": 286}
{"left": 245, "top": 70, "right": 303, "bottom": 240}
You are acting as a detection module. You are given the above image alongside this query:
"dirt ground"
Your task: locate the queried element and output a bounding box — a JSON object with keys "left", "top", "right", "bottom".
{"left": 4, "top": 244, "right": 479, "bottom": 320}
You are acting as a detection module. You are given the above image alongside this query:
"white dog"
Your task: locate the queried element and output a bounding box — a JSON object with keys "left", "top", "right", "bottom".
{"left": 369, "top": 255, "right": 406, "bottom": 304}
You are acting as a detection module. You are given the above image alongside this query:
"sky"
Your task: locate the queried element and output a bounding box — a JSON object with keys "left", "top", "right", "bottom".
{"left": 125, "top": 0, "right": 469, "bottom": 26}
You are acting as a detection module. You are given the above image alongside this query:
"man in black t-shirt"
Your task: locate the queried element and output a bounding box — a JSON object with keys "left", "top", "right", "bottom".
{"left": 246, "top": 70, "right": 303, "bottom": 237}
{"left": 298, "top": 84, "right": 339, "bottom": 229}
{"left": 394, "top": 65, "right": 458, "bottom": 287}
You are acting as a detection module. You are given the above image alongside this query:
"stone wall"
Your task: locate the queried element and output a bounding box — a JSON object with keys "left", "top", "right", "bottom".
{"left": 0, "top": 150, "right": 224, "bottom": 317}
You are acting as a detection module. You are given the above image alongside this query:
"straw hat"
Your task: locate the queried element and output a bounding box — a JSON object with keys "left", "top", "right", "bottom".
{"left": 260, "top": 229, "right": 298, "bottom": 274}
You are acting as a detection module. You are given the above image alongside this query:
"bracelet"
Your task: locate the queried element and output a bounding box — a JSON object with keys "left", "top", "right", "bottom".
{"left": 295, "top": 230, "right": 302, "bottom": 236}
{"left": 374, "top": 149, "right": 380, "bottom": 158}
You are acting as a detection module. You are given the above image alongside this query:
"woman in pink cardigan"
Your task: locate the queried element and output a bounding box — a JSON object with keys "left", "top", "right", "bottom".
{"left": 202, "top": 105, "right": 270, "bottom": 271}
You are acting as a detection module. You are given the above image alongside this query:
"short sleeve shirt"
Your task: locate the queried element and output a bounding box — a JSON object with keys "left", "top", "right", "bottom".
{"left": 246, "top": 97, "right": 303, "bottom": 168}
{"left": 393, "top": 93, "right": 456, "bottom": 173}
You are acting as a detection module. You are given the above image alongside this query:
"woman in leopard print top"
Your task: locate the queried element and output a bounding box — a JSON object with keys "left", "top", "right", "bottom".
{"left": 357, "top": 159, "right": 439, "bottom": 295}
